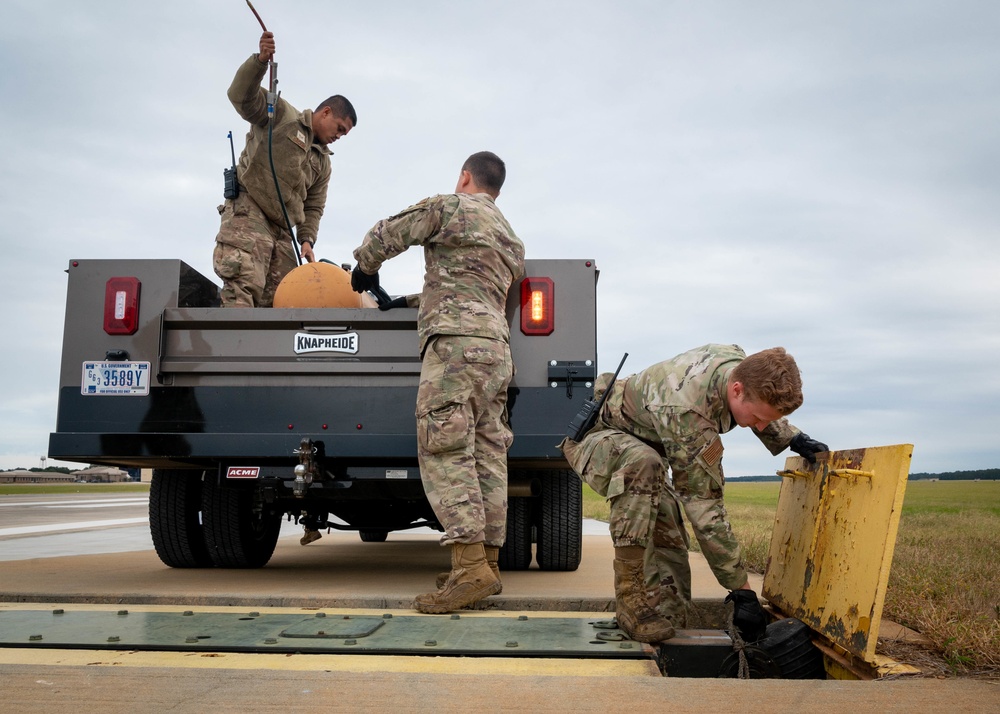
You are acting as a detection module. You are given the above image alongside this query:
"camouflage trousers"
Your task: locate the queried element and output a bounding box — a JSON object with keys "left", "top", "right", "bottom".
{"left": 561, "top": 428, "right": 704, "bottom": 627}
{"left": 416, "top": 335, "right": 514, "bottom": 547}
{"left": 213, "top": 191, "right": 298, "bottom": 307}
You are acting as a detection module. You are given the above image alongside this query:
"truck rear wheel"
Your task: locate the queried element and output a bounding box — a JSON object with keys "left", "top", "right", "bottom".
{"left": 497, "top": 496, "right": 532, "bottom": 571}
{"left": 149, "top": 469, "right": 212, "bottom": 568}
{"left": 201, "top": 477, "right": 281, "bottom": 568}
{"left": 535, "top": 469, "right": 583, "bottom": 571}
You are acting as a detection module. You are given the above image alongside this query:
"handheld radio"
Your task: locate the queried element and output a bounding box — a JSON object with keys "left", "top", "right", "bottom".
{"left": 223, "top": 131, "right": 239, "bottom": 199}
{"left": 566, "top": 353, "right": 628, "bottom": 441}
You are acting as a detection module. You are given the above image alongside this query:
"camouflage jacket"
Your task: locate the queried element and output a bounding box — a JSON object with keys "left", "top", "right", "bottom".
{"left": 228, "top": 54, "right": 332, "bottom": 246}
{"left": 598, "top": 344, "right": 801, "bottom": 495}
{"left": 353, "top": 193, "right": 525, "bottom": 353}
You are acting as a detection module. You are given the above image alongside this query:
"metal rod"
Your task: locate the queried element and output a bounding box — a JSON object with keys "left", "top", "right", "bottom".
{"left": 830, "top": 468, "right": 875, "bottom": 479}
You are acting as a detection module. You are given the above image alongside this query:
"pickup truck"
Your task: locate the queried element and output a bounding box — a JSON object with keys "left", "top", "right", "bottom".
{"left": 48, "top": 258, "right": 599, "bottom": 573}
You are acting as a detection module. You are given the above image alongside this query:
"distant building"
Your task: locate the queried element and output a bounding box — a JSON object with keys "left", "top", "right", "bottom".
{"left": 1, "top": 466, "right": 132, "bottom": 484}
{"left": 0, "top": 470, "right": 76, "bottom": 484}
{"left": 73, "top": 467, "right": 131, "bottom": 483}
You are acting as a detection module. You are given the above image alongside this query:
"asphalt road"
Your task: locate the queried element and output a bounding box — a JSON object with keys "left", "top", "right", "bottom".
{"left": 0, "top": 491, "right": 292, "bottom": 561}
{"left": 0, "top": 491, "right": 609, "bottom": 562}
{"left": 0, "top": 492, "right": 153, "bottom": 560}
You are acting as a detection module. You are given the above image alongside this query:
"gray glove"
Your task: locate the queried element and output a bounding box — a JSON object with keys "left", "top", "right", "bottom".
{"left": 789, "top": 433, "right": 829, "bottom": 464}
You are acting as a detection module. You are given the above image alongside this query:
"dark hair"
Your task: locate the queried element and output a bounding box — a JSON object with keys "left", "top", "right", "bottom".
{"left": 316, "top": 95, "right": 357, "bottom": 127}
{"left": 462, "top": 151, "right": 506, "bottom": 194}
{"left": 731, "top": 347, "right": 803, "bottom": 415}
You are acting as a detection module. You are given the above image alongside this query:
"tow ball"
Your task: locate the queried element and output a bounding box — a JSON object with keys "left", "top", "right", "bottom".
{"left": 292, "top": 437, "right": 319, "bottom": 498}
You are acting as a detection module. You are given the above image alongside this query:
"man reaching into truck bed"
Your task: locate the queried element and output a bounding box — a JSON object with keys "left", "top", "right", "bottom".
{"left": 214, "top": 31, "right": 357, "bottom": 307}
{"left": 350, "top": 151, "right": 525, "bottom": 613}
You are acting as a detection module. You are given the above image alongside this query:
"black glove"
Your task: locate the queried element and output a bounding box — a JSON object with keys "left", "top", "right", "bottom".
{"left": 378, "top": 296, "right": 410, "bottom": 311}
{"left": 350, "top": 265, "right": 380, "bottom": 293}
{"left": 789, "top": 433, "right": 829, "bottom": 464}
{"left": 725, "top": 589, "right": 768, "bottom": 643}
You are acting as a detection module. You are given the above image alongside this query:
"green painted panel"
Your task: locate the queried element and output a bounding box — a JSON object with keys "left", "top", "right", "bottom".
{"left": 0, "top": 609, "right": 653, "bottom": 660}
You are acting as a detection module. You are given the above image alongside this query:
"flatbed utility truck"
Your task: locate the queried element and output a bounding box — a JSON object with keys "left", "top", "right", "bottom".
{"left": 48, "top": 258, "right": 599, "bottom": 572}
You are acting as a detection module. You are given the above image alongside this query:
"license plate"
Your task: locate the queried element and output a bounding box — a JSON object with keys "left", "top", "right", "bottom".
{"left": 81, "top": 361, "right": 151, "bottom": 396}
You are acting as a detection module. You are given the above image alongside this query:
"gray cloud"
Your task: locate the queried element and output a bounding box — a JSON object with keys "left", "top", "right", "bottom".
{"left": 2, "top": 0, "right": 998, "bottom": 476}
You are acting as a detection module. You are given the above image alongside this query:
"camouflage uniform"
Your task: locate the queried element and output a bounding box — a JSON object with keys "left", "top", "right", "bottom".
{"left": 214, "top": 54, "right": 333, "bottom": 307}
{"left": 353, "top": 193, "right": 525, "bottom": 546}
{"left": 560, "top": 344, "right": 800, "bottom": 625}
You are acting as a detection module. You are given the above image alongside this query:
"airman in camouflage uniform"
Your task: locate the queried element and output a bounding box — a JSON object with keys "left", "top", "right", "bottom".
{"left": 214, "top": 32, "right": 357, "bottom": 307}
{"left": 560, "top": 344, "right": 828, "bottom": 642}
{"left": 351, "top": 152, "right": 526, "bottom": 613}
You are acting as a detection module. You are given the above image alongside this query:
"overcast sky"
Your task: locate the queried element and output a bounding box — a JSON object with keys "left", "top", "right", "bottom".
{"left": 2, "top": 1, "right": 998, "bottom": 476}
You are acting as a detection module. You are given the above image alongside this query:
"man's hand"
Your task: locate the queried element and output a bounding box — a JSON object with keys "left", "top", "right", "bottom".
{"left": 351, "top": 265, "right": 380, "bottom": 293}
{"left": 378, "top": 296, "right": 410, "bottom": 311}
{"left": 258, "top": 31, "right": 275, "bottom": 63}
{"left": 300, "top": 241, "right": 315, "bottom": 263}
{"left": 725, "top": 589, "right": 769, "bottom": 643}
{"left": 789, "top": 433, "right": 829, "bottom": 464}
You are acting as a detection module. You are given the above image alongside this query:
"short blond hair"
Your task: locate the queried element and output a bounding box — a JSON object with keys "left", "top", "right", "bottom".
{"left": 731, "top": 347, "right": 803, "bottom": 415}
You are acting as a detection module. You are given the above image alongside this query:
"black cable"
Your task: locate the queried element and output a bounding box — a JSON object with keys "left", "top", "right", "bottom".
{"left": 267, "top": 112, "right": 303, "bottom": 266}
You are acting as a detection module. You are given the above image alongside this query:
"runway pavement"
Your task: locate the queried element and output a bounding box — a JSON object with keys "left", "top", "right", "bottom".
{"left": 1, "top": 491, "right": 993, "bottom": 713}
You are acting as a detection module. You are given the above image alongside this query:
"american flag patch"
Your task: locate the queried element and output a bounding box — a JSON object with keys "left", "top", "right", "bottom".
{"left": 700, "top": 436, "right": 724, "bottom": 466}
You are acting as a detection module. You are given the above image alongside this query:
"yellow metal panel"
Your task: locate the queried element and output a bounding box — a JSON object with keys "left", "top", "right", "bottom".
{"left": 763, "top": 444, "right": 912, "bottom": 663}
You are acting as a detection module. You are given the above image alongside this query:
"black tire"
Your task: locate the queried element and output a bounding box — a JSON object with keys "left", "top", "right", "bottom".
{"left": 497, "top": 495, "right": 532, "bottom": 571}
{"left": 149, "top": 469, "right": 212, "bottom": 568}
{"left": 359, "top": 529, "right": 389, "bottom": 542}
{"left": 201, "top": 476, "right": 281, "bottom": 568}
{"left": 535, "top": 469, "right": 583, "bottom": 571}
{"left": 758, "top": 618, "right": 827, "bottom": 679}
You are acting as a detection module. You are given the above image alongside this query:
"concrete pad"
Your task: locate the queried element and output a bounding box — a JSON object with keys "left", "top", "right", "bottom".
{"left": 0, "top": 663, "right": 995, "bottom": 713}
{"left": 0, "top": 529, "right": 760, "bottom": 614}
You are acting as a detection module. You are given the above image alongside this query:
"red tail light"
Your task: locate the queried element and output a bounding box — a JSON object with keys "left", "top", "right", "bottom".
{"left": 520, "top": 277, "right": 554, "bottom": 335}
{"left": 104, "top": 277, "right": 141, "bottom": 335}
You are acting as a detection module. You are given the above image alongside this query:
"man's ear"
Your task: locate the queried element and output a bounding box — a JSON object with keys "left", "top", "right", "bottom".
{"left": 455, "top": 169, "right": 473, "bottom": 193}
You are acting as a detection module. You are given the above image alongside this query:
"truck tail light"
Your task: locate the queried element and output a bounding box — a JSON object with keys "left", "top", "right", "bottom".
{"left": 104, "top": 277, "right": 141, "bottom": 335}
{"left": 520, "top": 277, "right": 554, "bottom": 336}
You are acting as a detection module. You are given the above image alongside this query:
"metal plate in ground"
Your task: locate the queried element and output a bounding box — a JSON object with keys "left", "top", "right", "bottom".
{"left": 0, "top": 609, "right": 654, "bottom": 660}
{"left": 281, "top": 616, "right": 385, "bottom": 639}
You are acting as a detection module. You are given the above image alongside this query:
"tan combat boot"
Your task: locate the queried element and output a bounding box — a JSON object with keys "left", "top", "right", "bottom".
{"left": 414, "top": 542, "right": 501, "bottom": 614}
{"left": 613, "top": 546, "right": 676, "bottom": 642}
{"left": 435, "top": 545, "right": 502, "bottom": 593}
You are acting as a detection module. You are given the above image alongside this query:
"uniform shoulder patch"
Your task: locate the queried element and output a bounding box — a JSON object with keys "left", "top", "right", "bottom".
{"left": 699, "top": 435, "right": 724, "bottom": 466}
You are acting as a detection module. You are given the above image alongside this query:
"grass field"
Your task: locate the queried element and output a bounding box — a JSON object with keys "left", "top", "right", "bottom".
{"left": 585, "top": 478, "right": 1000, "bottom": 676}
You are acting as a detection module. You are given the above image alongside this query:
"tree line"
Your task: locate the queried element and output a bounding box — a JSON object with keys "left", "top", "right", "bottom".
{"left": 732, "top": 468, "right": 1000, "bottom": 482}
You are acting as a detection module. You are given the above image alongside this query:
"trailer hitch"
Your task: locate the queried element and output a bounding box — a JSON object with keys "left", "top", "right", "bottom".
{"left": 292, "top": 437, "right": 319, "bottom": 498}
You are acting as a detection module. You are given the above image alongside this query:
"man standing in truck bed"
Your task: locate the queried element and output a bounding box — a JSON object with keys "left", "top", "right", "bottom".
{"left": 350, "top": 151, "right": 525, "bottom": 613}
{"left": 560, "top": 344, "right": 828, "bottom": 643}
{"left": 214, "top": 31, "right": 357, "bottom": 307}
